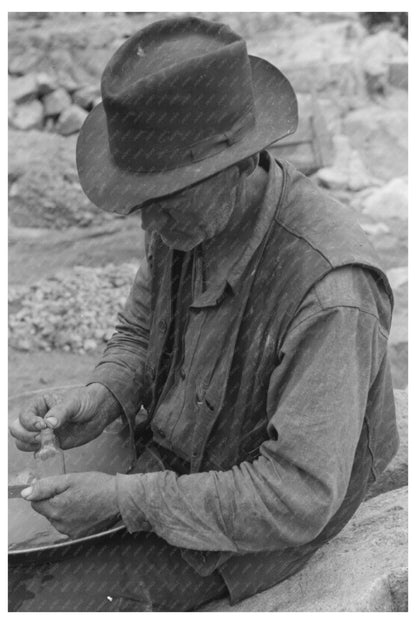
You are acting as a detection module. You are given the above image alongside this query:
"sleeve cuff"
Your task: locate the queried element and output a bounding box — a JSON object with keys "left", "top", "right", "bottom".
{"left": 87, "top": 362, "right": 142, "bottom": 423}
{"left": 116, "top": 473, "right": 152, "bottom": 533}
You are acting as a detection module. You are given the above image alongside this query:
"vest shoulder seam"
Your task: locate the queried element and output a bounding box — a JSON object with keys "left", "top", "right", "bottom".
{"left": 273, "top": 217, "right": 334, "bottom": 268}
{"left": 287, "top": 304, "right": 389, "bottom": 339}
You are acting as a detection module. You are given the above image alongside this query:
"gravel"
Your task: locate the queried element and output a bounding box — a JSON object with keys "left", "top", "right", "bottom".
{"left": 9, "top": 262, "right": 138, "bottom": 353}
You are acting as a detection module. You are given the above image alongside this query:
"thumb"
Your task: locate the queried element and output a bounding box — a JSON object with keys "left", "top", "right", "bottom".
{"left": 21, "top": 475, "right": 69, "bottom": 501}
{"left": 43, "top": 395, "right": 79, "bottom": 430}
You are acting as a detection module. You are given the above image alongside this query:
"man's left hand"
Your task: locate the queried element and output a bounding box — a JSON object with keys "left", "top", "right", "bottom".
{"left": 21, "top": 472, "right": 121, "bottom": 539}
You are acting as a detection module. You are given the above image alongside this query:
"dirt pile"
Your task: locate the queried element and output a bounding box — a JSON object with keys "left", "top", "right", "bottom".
{"left": 9, "top": 130, "right": 115, "bottom": 228}
{"left": 9, "top": 262, "right": 138, "bottom": 353}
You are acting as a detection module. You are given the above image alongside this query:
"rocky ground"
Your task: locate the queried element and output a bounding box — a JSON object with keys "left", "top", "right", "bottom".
{"left": 8, "top": 11, "right": 408, "bottom": 613}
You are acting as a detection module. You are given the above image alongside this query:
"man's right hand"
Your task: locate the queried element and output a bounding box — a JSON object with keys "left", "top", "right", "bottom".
{"left": 9, "top": 383, "right": 122, "bottom": 452}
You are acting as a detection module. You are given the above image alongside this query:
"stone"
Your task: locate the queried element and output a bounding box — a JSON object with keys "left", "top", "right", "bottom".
{"left": 73, "top": 85, "right": 101, "bottom": 110}
{"left": 42, "top": 88, "right": 72, "bottom": 117}
{"left": 361, "top": 222, "right": 390, "bottom": 237}
{"left": 362, "top": 178, "right": 407, "bottom": 220}
{"left": 201, "top": 487, "right": 407, "bottom": 612}
{"left": 55, "top": 104, "right": 87, "bottom": 135}
{"left": 348, "top": 149, "right": 375, "bottom": 191}
{"left": 249, "top": 18, "right": 367, "bottom": 97}
{"left": 358, "top": 31, "right": 408, "bottom": 97}
{"left": 83, "top": 339, "right": 98, "bottom": 352}
{"left": 386, "top": 267, "right": 408, "bottom": 291}
{"left": 388, "top": 311, "right": 408, "bottom": 390}
{"left": 8, "top": 15, "right": 134, "bottom": 92}
{"left": 343, "top": 105, "right": 407, "bottom": 181}
{"left": 10, "top": 100, "right": 44, "bottom": 130}
{"left": 389, "top": 310, "right": 408, "bottom": 347}
{"left": 8, "top": 47, "right": 45, "bottom": 76}
{"left": 36, "top": 72, "right": 59, "bottom": 96}
{"left": 365, "top": 390, "right": 407, "bottom": 500}
{"left": 316, "top": 134, "right": 375, "bottom": 191}
{"left": 8, "top": 129, "right": 107, "bottom": 229}
{"left": 9, "top": 73, "right": 39, "bottom": 104}
{"left": 389, "top": 57, "right": 408, "bottom": 90}
{"left": 316, "top": 167, "right": 349, "bottom": 190}
{"left": 8, "top": 100, "right": 17, "bottom": 126}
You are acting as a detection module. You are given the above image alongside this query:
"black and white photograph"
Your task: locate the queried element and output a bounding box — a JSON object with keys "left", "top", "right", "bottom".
{"left": 7, "top": 6, "right": 409, "bottom": 613}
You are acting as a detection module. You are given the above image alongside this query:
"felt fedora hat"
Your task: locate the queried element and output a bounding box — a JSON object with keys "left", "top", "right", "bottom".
{"left": 76, "top": 16, "right": 298, "bottom": 215}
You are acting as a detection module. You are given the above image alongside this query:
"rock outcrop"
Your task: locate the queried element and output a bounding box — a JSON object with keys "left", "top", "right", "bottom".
{"left": 201, "top": 486, "right": 408, "bottom": 612}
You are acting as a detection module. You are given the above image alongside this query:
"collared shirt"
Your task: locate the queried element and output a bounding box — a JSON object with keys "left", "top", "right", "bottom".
{"left": 88, "top": 154, "right": 392, "bottom": 553}
{"left": 148, "top": 155, "right": 282, "bottom": 462}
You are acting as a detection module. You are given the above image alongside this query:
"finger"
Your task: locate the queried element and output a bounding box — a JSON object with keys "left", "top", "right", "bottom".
{"left": 9, "top": 419, "right": 41, "bottom": 448}
{"left": 19, "top": 395, "right": 51, "bottom": 432}
{"left": 30, "top": 501, "right": 70, "bottom": 537}
{"left": 14, "top": 438, "right": 40, "bottom": 452}
{"left": 43, "top": 395, "right": 80, "bottom": 430}
{"left": 31, "top": 499, "right": 54, "bottom": 518}
{"left": 21, "top": 475, "right": 69, "bottom": 501}
{"left": 49, "top": 520, "right": 70, "bottom": 537}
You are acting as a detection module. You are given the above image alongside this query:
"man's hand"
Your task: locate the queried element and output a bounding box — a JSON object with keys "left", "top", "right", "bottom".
{"left": 21, "top": 472, "right": 121, "bottom": 539}
{"left": 9, "top": 384, "right": 122, "bottom": 452}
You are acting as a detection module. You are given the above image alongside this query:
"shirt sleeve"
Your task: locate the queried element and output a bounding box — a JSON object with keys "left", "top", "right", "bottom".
{"left": 116, "top": 267, "right": 392, "bottom": 553}
{"left": 87, "top": 255, "right": 151, "bottom": 422}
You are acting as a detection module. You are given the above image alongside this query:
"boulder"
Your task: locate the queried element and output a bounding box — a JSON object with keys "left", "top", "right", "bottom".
{"left": 389, "top": 341, "right": 408, "bottom": 392}
{"left": 42, "top": 87, "right": 72, "bottom": 117}
{"left": 389, "top": 57, "right": 408, "bottom": 90}
{"left": 201, "top": 487, "right": 407, "bottom": 612}
{"left": 8, "top": 129, "right": 109, "bottom": 228}
{"left": 386, "top": 266, "right": 408, "bottom": 291}
{"left": 248, "top": 18, "right": 367, "bottom": 97}
{"left": 358, "top": 30, "right": 408, "bottom": 96}
{"left": 366, "top": 390, "right": 407, "bottom": 499}
{"left": 56, "top": 104, "right": 87, "bottom": 135}
{"left": 8, "top": 15, "right": 138, "bottom": 91}
{"left": 389, "top": 311, "right": 408, "bottom": 357}
{"left": 9, "top": 73, "right": 39, "bottom": 104}
{"left": 360, "top": 222, "right": 390, "bottom": 237}
{"left": 316, "top": 167, "right": 348, "bottom": 190}
{"left": 316, "top": 135, "right": 375, "bottom": 191}
{"left": 36, "top": 72, "right": 59, "bottom": 96}
{"left": 10, "top": 99, "right": 44, "bottom": 130}
{"left": 73, "top": 85, "right": 102, "bottom": 110}
{"left": 9, "top": 47, "right": 45, "bottom": 76}
{"left": 361, "top": 178, "right": 407, "bottom": 220}
{"left": 343, "top": 104, "right": 407, "bottom": 181}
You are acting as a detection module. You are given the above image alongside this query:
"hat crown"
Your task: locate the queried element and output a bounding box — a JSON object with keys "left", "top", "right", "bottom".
{"left": 101, "top": 17, "right": 255, "bottom": 172}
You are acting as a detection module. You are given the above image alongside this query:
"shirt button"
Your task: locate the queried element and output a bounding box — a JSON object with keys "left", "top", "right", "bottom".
{"left": 180, "top": 366, "right": 186, "bottom": 379}
{"left": 158, "top": 319, "right": 167, "bottom": 333}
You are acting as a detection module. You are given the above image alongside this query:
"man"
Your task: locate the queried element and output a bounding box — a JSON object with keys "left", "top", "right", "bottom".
{"left": 10, "top": 17, "right": 399, "bottom": 611}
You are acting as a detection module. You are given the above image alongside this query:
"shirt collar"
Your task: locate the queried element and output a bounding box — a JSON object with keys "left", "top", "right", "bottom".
{"left": 191, "top": 151, "right": 284, "bottom": 308}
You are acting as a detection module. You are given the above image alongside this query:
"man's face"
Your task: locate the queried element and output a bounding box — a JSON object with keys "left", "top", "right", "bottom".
{"left": 139, "top": 165, "right": 240, "bottom": 251}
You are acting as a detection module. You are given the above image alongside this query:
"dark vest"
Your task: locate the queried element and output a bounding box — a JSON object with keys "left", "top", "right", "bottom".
{"left": 142, "top": 159, "right": 399, "bottom": 603}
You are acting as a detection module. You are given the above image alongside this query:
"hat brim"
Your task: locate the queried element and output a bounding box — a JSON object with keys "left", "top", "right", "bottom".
{"left": 76, "top": 56, "right": 298, "bottom": 215}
